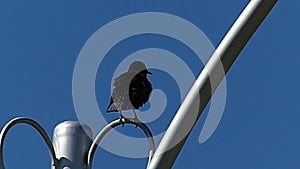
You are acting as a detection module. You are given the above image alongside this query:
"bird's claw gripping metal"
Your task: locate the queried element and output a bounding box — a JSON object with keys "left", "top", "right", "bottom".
{"left": 119, "top": 113, "right": 126, "bottom": 127}
{"left": 132, "top": 116, "right": 141, "bottom": 128}
{"left": 118, "top": 110, "right": 142, "bottom": 128}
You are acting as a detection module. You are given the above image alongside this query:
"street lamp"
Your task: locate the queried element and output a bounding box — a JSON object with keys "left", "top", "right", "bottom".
{"left": 0, "top": 117, "right": 155, "bottom": 169}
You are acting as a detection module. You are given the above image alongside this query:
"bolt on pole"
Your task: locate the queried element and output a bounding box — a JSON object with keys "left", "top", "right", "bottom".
{"left": 148, "top": 0, "right": 278, "bottom": 168}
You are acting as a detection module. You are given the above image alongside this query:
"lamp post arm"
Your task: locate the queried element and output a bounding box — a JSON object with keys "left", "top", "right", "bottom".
{"left": 148, "top": 0, "right": 278, "bottom": 168}
{"left": 0, "top": 117, "right": 58, "bottom": 169}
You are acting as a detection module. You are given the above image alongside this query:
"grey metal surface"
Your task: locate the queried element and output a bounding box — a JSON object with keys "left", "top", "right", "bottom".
{"left": 87, "top": 118, "right": 155, "bottom": 169}
{"left": 0, "top": 117, "right": 154, "bottom": 169}
{"left": 52, "top": 121, "right": 92, "bottom": 169}
{"left": 148, "top": 0, "right": 278, "bottom": 168}
{"left": 0, "top": 117, "right": 58, "bottom": 169}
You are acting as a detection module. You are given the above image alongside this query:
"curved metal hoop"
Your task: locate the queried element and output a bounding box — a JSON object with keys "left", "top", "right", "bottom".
{"left": 87, "top": 118, "right": 155, "bottom": 169}
{"left": 0, "top": 117, "right": 58, "bottom": 169}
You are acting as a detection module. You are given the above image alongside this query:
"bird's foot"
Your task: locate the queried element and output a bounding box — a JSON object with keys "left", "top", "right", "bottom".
{"left": 119, "top": 114, "right": 126, "bottom": 127}
{"left": 131, "top": 110, "right": 141, "bottom": 128}
{"left": 132, "top": 116, "right": 141, "bottom": 128}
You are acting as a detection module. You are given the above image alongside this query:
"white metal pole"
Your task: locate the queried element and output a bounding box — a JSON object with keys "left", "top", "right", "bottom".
{"left": 148, "top": 0, "right": 278, "bottom": 168}
{"left": 52, "top": 121, "right": 92, "bottom": 169}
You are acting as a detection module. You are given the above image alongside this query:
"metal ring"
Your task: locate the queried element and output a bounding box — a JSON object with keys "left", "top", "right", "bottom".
{"left": 87, "top": 118, "right": 155, "bottom": 169}
{"left": 0, "top": 117, "right": 58, "bottom": 169}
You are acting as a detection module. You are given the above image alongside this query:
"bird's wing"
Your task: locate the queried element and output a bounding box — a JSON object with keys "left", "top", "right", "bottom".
{"left": 106, "top": 97, "right": 118, "bottom": 112}
{"left": 111, "top": 72, "right": 136, "bottom": 110}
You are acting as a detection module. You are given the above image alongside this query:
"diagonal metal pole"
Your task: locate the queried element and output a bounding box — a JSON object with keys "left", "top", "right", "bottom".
{"left": 148, "top": 0, "right": 278, "bottom": 168}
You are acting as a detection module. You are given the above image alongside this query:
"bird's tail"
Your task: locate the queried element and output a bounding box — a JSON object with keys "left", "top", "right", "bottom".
{"left": 106, "top": 97, "right": 118, "bottom": 112}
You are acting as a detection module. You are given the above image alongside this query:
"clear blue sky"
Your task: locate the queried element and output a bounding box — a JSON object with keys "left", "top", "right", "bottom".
{"left": 1, "top": 0, "right": 299, "bottom": 168}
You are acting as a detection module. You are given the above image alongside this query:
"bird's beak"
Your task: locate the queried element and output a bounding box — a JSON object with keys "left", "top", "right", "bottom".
{"left": 147, "top": 70, "right": 153, "bottom": 75}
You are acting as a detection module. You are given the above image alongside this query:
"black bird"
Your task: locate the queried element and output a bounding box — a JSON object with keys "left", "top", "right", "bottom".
{"left": 107, "top": 61, "right": 152, "bottom": 121}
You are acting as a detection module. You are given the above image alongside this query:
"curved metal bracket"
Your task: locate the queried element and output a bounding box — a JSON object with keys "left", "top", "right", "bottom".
{"left": 0, "top": 117, "right": 58, "bottom": 169}
{"left": 87, "top": 118, "right": 155, "bottom": 169}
